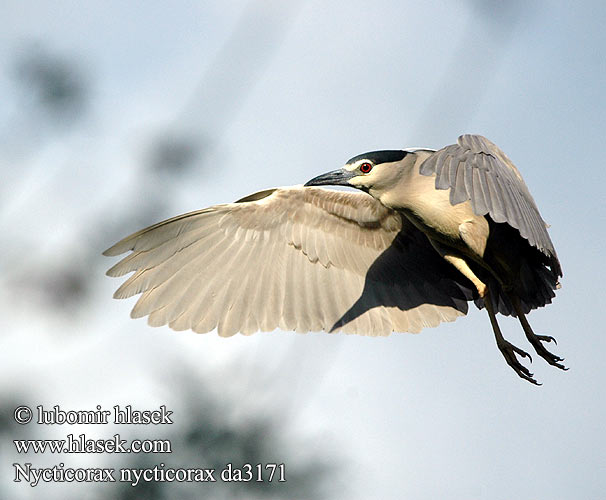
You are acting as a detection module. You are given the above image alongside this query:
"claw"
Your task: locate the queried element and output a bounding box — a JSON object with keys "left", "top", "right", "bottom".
{"left": 498, "top": 340, "right": 540, "bottom": 385}
{"left": 512, "top": 344, "right": 532, "bottom": 363}
{"left": 527, "top": 334, "right": 567, "bottom": 370}
{"left": 507, "top": 294, "right": 568, "bottom": 375}
{"left": 536, "top": 334, "right": 557, "bottom": 345}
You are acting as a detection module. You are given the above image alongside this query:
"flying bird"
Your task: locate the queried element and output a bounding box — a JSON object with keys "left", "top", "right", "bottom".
{"left": 104, "top": 134, "right": 564, "bottom": 384}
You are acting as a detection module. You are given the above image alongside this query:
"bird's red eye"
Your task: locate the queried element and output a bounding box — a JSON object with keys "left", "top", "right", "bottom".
{"left": 360, "top": 162, "right": 373, "bottom": 173}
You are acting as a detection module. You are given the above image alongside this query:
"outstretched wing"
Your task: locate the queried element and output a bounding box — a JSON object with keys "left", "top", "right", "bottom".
{"left": 419, "top": 134, "right": 560, "bottom": 273}
{"left": 104, "top": 186, "right": 474, "bottom": 337}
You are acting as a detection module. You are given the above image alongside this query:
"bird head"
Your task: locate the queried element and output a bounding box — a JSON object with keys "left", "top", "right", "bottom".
{"left": 305, "top": 150, "right": 420, "bottom": 196}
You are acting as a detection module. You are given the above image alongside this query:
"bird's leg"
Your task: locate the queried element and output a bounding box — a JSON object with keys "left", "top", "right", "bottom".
{"left": 431, "top": 244, "right": 539, "bottom": 384}
{"left": 427, "top": 240, "right": 488, "bottom": 297}
{"left": 508, "top": 294, "right": 567, "bottom": 370}
{"left": 483, "top": 289, "right": 538, "bottom": 385}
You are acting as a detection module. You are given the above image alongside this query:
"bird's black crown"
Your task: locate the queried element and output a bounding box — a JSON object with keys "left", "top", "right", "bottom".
{"left": 346, "top": 150, "right": 408, "bottom": 166}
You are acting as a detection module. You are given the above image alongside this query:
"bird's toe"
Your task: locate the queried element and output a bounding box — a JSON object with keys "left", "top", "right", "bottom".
{"left": 498, "top": 340, "right": 540, "bottom": 385}
{"left": 529, "top": 334, "right": 567, "bottom": 370}
{"left": 536, "top": 334, "right": 557, "bottom": 345}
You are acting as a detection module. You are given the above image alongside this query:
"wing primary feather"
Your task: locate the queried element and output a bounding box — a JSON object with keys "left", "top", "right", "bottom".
{"left": 446, "top": 156, "right": 459, "bottom": 189}
{"left": 192, "top": 238, "right": 247, "bottom": 334}
{"left": 107, "top": 224, "right": 220, "bottom": 277}
{"left": 160, "top": 275, "right": 203, "bottom": 327}
{"left": 432, "top": 154, "right": 444, "bottom": 180}
{"left": 402, "top": 302, "right": 423, "bottom": 334}
{"left": 435, "top": 155, "right": 453, "bottom": 189}
{"left": 462, "top": 161, "right": 475, "bottom": 205}
{"left": 240, "top": 266, "right": 262, "bottom": 335}
{"left": 485, "top": 171, "right": 507, "bottom": 223}
{"left": 477, "top": 168, "right": 493, "bottom": 214}
{"left": 216, "top": 240, "right": 259, "bottom": 337}
{"left": 419, "top": 153, "right": 436, "bottom": 176}
{"left": 498, "top": 179, "right": 519, "bottom": 225}
{"left": 194, "top": 232, "right": 257, "bottom": 333}
{"left": 147, "top": 304, "right": 169, "bottom": 327}
{"left": 293, "top": 252, "right": 311, "bottom": 333}
{"left": 166, "top": 238, "right": 240, "bottom": 332}
{"left": 510, "top": 185, "right": 537, "bottom": 244}
{"left": 501, "top": 181, "right": 525, "bottom": 234}
{"left": 257, "top": 235, "right": 285, "bottom": 332}
{"left": 103, "top": 209, "right": 218, "bottom": 256}
{"left": 136, "top": 221, "right": 236, "bottom": 304}
{"left": 368, "top": 284, "right": 392, "bottom": 336}
{"left": 353, "top": 302, "right": 372, "bottom": 336}
{"left": 306, "top": 263, "right": 324, "bottom": 332}
{"left": 450, "top": 159, "right": 469, "bottom": 205}
{"left": 129, "top": 235, "right": 225, "bottom": 318}
{"left": 280, "top": 249, "right": 299, "bottom": 331}
{"left": 470, "top": 165, "right": 489, "bottom": 215}
{"left": 113, "top": 226, "right": 226, "bottom": 300}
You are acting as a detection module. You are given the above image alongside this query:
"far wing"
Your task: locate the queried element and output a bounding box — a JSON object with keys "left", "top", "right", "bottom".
{"left": 419, "top": 134, "right": 559, "bottom": 268}
{"left": 104, "top": 186, "right": 473, "bottom": 337}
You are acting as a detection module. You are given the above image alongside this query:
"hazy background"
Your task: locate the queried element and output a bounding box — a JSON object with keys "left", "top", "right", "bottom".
{"left": 2, "top": 1, "right": 605, "bottom": 499}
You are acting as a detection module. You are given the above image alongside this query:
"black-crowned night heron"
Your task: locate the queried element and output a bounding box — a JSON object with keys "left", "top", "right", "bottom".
{"left": 104, "top": 134, "right": 564, "bottom": 384}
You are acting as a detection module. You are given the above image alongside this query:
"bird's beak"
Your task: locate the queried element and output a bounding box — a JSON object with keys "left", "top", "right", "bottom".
{"left": 304, "top": 168, "right": 355, "bottom": 187}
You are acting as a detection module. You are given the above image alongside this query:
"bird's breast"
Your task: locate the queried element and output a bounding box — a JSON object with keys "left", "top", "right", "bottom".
{"left": 380, "top": 172, "right": 486, "bottom": 251}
